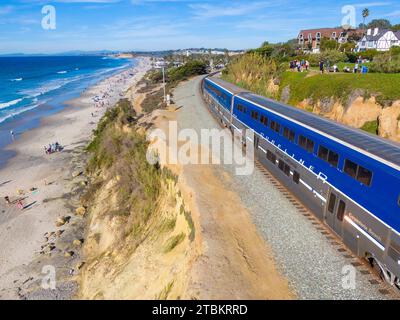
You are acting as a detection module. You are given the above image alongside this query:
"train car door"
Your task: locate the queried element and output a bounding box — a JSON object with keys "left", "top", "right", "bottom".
{"left": 325, "top": 191, "right": 346, "bottom": 237}
{"left": 254, "top": 135, "right": 259, "bottom": 151}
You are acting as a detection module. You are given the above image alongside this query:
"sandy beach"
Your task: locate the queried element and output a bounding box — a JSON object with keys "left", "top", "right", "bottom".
{"left": 0, "top": 56, "right": 151, "bottom": 299}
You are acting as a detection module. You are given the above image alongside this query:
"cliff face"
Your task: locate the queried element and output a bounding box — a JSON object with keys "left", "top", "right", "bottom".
{"left": 223, "top": 64, "right": 400, "bottom": 143}
{"left": 77, "top": 100, "right": 197, "bottom": 300}
{"left": 79, "top": 176, "right": 196, "bottom": 300}
{"left": 293, "top": 94, "right": 400, "bottom": 142}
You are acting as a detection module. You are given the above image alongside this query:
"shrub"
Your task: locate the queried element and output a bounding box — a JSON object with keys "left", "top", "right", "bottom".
{"left": 360, "top": 49, "right": 379, "bottom": 61}
{"left": 361, "top": 120, "right": 379, "bottom": 135}
{"left": 307, "top": 50, "right": 347, "bottom": 67}
{"left": 369, "top": 50, "right": 400, "bottom": 73}
{"left": 167, "top": 60, "right": 207, "bottom": 84}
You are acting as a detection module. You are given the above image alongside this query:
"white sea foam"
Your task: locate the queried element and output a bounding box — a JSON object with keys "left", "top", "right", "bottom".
{"left": 0, "top": 98, "right": 24, "bottom": 110}
{"left": 0, "top": 104, "right": 39, "bottom": 125}
{"left": 10, "top": 78, "right": 23, "bottom": 82}
{"left": 57, "top": 71, "right": 68, "bottom": 74}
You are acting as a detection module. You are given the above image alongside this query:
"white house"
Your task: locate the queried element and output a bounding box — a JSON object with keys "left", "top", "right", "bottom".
{"left": 356, "top": 28, "right": 400, "bottom": 52}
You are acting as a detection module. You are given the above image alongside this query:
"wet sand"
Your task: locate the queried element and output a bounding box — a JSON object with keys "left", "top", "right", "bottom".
{"left": 0, "top": 57, "right": 151, "bottom": 299}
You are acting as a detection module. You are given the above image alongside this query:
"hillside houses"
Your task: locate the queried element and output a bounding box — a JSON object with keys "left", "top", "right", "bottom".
{"left": 298, "top": 27, "right": 363, "bottom": 53}
{"left": 356, "top": 28, "right": 400, "bottom": 52}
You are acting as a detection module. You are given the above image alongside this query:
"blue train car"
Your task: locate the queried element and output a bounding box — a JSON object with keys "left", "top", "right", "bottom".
{"left": 203, "top": 76, "right": 400, "bottom": 289}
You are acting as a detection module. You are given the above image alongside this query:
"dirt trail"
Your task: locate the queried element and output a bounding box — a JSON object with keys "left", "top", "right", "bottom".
{"left": 147, "top": 79, "right": 294, "bottom": 299}
{"left": 78, "top": 74, "right": 294, "bottom": 300}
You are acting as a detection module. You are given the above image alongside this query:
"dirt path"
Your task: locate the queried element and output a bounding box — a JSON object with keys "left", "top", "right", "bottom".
{"left": 148, "top": 78, "right": 294, "bottom": 299}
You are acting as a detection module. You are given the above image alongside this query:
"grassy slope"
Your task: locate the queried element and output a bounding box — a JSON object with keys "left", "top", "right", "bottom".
{"left": 279, "top": 71, "right": 400, "bottom": 106}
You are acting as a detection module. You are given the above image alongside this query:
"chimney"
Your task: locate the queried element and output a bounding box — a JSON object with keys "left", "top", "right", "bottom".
{"left": 373, "top": 28, "right": 379, "bottom": 36}
{"left": 367, "top": 29, "right": 372, "bottom": 36}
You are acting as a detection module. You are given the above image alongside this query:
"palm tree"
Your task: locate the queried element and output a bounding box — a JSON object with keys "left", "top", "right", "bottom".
{"left": 362, "top": 8, "right": 370, "bottom": 33}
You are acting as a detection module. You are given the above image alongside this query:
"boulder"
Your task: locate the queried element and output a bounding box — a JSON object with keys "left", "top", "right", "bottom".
{"left": 55, "top": 216, "right": 70, "bottom": 227}
{"left": 64, "top": 251, "right": 74, "bottom": 257}
{"left": 72, "top": 171, "right": 83, "bottom": 178}
{"left": 75, "top": 206, "right": 87, "bottom": 217}
{"left": 73, "top": 239, "right": 83, "bottom": 247}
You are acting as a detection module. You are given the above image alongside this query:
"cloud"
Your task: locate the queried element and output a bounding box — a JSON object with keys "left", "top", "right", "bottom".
{"left": 0, "top": 5, "right": 14, "bottom": 15}
{"left": 21, "top": 0, "right": 122, "bottom": 3}
{"left": 352, "top": 2, "right": 392, "bottom": 8}
{"left": 189, "top": 1, "right": 277, "bottom": 19}
{"left": 384, "top": 10, "right": 400, "bottom": 17}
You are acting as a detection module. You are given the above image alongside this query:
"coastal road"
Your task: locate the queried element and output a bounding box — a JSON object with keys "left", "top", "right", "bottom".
{"left": 172, "top": 75, "right": 398, "bottom": 300}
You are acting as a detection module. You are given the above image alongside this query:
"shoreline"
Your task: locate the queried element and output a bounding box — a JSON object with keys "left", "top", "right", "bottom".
{"left": 0, "top": 57, "right": 136, "bottom": 170}
{"left": 0, "top": 57, "right": 151, "bottom": 299}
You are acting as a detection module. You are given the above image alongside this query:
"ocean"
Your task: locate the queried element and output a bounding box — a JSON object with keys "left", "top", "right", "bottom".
{"left": 0, "top": 55, "right": 135, "bottom": 167}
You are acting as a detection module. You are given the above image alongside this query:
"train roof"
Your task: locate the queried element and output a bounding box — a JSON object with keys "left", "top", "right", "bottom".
{"left": 207, "top": 76, "right": 400, "bottom": 169}
{"left": 206, "top": 76, "right": 249, "bottom": 95}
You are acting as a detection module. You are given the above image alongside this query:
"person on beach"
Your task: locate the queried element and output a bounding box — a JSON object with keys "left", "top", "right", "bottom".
{"left": 17, "top": 200, "right": 24, "bottom": 210}
{"left": 10, "top": 130, "right": 15, "bottom": 140}
{"left": 4, "top": 196, "right": 11, "bottom": 205}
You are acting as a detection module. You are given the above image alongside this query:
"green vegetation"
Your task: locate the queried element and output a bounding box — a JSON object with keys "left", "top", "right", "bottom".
{"left": 149, "top": 60, "right": 207, "bottom": 87}
{"left": 156, "top": 281, "right": 174, "bottom": 300}
{"left": 370, "top": 48, "right": 400, "bottom": 74}
{"left": 361, "top": 120, "right": 379, "bottom": 135}
{"left": 222, "top": 41, "right": 400, "bottom": 108}
{"left": 85, "top": 98, "right": 168, "bottom": 226}
{"left": 164, "top": 233, "right": 186, "bottom": 253}
{"left": 182, "top": 207, "right": 195, "bottom": 242}
{"left": 167, "top": 60, "right": 207, "bottom": 84}
{"left": 280, "top": 71, "right": 400, "bottom": 106}
{"left": 222, "top": 53, "right": 283, "bottom": 98}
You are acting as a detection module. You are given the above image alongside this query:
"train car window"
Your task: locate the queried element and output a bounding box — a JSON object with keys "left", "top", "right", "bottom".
{"left": 337, "top": 200, "right": 346, "bottom": 222}
{"left": 270, "top": 121, "right": 280, "bottom": 133}
{"left": 283, "top": 127, "right": 289, "bottom": 139}
{"left": 293, "top": 171, "right": 300, "bottom": 184}
{"left": 306, "top": 139, "right": 314, "bottom": 153}
{"left": 260, "top": 115, "right": 268, "bottom": 126}
{"left": 344, "top": 159, "right": 357, "bottom": 179}
{"left": 328, "top": 151, "right": 339, "bottom": 168}
{"left": 267, "top": 150, "right": 277, "bottom": 164}
{"left": 284, "top": 164, "right": 291, "bottom": 176}
{"left": 318, "top": 146, "right": 329, "bottom": 161}
{"left": 298, "top": 135, "right": 307, "bottom": 149}
{"left": 289, "top": 130, "right": 295, "bottom": 142}
{"left": 356, "top": 166, "right": 372, "bottom": 187}
{"left": 398, "top": 195, "right": 400, "bottom": 207}
{"left": 237, "top": 104, "right": 243, "bottom": 112}
{"left": 318, "top": 146, "right": 339, "bottom": 168}
{"left": 328, "top": 193, "right": 336, "bottom": 213}
{"left": 276, "top": 122, "right": 281, "bottom": 134}
{"left": 278, "top": 160, "right": 285, "bottom": 171}
{"left": 251, "top": 111, "right": 259, "bottom": 120}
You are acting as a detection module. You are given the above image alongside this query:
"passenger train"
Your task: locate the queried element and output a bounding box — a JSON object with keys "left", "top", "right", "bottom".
{"left": 202, "top": 76, "right": 400, "bottom": 289}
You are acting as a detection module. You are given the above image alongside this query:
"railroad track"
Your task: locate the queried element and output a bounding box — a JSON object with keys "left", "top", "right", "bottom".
{"left": 253, "top": 160, "right": 397, "bottom": 298}
{"left": 196, "top": 76, "right": 399, "bottom": 298}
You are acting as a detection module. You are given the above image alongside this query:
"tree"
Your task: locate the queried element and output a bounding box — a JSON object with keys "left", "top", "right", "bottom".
{"left": 362, "top": 8, "right": 370, "bottom": 33}
{"left": 392, "top": 24, "right": 400, "bottom": 31}
{"left": 320, "top": 38, "right": 338, "bottom": 51}
{"left": 359, "top": 23, "right": 367, "bottom": 29}
{"left": 367, "top": 19, "right": 392, "bottom": 29}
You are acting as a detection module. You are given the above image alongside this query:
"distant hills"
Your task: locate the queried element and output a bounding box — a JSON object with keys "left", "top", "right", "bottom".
{"left": 0, "top": 48, "right": 244, "bottom": 57}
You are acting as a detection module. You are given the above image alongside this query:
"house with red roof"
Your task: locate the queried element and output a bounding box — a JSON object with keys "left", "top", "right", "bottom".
{"left": 298, "top": 27, "right": 363, "bottom": 53}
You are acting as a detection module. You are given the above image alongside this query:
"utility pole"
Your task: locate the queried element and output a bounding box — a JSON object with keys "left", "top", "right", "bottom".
{"left": 162, "top": 66, "right": 166, "bottom": 103}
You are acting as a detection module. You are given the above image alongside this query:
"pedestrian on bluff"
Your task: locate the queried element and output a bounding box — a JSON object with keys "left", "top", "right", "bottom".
{"left": 319, "top": 60, "right": 324, "bottom": 74}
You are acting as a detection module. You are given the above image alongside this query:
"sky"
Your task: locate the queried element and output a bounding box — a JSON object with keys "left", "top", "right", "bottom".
{"left": 0, "top": 0, "right": 400, "bottom": 54}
